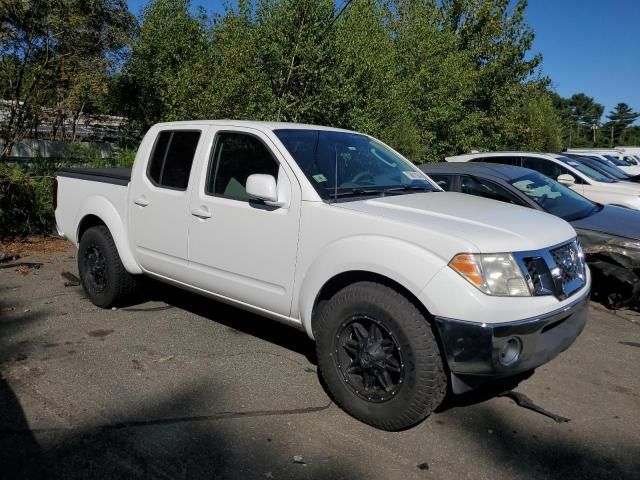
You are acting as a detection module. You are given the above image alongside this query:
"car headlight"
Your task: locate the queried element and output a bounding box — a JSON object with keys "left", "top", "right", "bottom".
{"left": 449, "top": 253, "right": 530, "bottom": 297}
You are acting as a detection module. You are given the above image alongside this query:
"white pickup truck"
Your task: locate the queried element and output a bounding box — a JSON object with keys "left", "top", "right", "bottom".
{"left": 55, "top": 121, "right": 590, "bottom": 430}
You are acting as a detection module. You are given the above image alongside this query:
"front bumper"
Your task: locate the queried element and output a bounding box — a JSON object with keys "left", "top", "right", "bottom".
{"left": 434, "top": 289, "right": 589, "bottom": 391}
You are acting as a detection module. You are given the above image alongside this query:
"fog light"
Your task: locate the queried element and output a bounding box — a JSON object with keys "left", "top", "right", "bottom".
{"left": 499, "top": 337, "right": 522, "bottom": 366}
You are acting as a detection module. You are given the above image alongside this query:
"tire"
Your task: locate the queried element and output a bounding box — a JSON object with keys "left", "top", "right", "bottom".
{"left": 78, "top": 225, "right": 138, "bottom": 308}
{"left": 315, "top": 281, "right": 447, "bottom": 431}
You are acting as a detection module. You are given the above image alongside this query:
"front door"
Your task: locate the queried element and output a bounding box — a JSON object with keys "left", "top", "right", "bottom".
{"left": 187, "top": 128, "right": 301, "bottom": 316}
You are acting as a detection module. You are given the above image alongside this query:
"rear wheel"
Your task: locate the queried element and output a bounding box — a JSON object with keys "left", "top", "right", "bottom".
{"left": 315, "top": 281, "right": 447, "bottom": 431}
{"left": 78, "top": 225, "right": 138, "bottom": 308}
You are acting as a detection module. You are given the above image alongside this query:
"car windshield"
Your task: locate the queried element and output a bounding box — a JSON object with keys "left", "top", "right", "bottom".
{"left": 602, "top": 155, "right": 631, "bottom": 166}
{"left": 574, "top": 156, "right": 629, "bottom": 180}
{"left": 274, "top": 129, "right": 436, "bottom": 200}
{"left": 509, "top": 171, "right": 597, "bottom": 221}
{"left": 556, "top": 156, "right": 617, "bottom": 183}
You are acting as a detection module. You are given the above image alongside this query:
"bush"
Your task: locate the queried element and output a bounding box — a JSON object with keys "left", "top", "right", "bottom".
{"left": 0, "top": 165, "right": 54, "bottom": 239}
{"left": 0, "top": 142, "right": 136, "bottom": 239}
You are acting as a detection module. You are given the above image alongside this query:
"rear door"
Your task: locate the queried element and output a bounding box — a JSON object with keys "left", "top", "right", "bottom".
{"left": 128, "top": 127, "right": 206, "bottom": 282}
{"left": 187, "top": 127, "right": 302, "bottom": 316}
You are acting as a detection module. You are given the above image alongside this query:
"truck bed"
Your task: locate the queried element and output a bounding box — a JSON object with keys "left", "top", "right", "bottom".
{"left": 57, "top": 167, "right": 132, "bottom": 186}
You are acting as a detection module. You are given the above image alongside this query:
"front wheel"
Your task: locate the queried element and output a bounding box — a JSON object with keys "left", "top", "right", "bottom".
{"left": 78, "top": 225, "right": 138, "bottom": 308}
{"left": 315, "top": 281, "right": 447, "bottom": 431}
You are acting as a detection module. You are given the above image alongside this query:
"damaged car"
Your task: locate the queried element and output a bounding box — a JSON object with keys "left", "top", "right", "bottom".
{"left": 422, "top": 162, "right": 640, "bottom": 308}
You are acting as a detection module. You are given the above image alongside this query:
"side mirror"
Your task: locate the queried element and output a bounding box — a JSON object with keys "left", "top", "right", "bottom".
{"left": 557, "top": 173, "right": 576, "bottom": 186}
{"left": 246, "top": 174, "right": 284, "bottom": 206}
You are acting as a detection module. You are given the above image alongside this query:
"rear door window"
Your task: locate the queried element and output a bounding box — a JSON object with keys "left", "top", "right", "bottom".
{"left": 428, "top": 174, "right": 454, "bottom": 191}
{"left": 459, "top": 175, "right": 522, "bottom": 204}
{"left": 522, "top": 156, "right": 584, "bottom": 184}
{"left": 147, "top": 130, "right": 201, "bottom": 190}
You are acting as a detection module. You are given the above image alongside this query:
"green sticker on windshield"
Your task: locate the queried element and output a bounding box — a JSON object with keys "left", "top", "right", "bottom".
{"left": 313, "top": 174, "right": 328, "bottom": 183}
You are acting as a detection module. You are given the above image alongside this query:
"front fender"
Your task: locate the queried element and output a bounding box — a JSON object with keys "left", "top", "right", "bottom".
{"left": 75, "top": 196, "right": 142, "bottom": 274}
{"left": 296, "top": 235, "right": 446, "bottom": 338}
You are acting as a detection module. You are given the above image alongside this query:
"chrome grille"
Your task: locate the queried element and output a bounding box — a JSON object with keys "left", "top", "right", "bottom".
{"left": 515, "top": 240, "right": 586, "bottom": 300}
{"left": 550, "top": 242, "right": 583, "bottom": 286}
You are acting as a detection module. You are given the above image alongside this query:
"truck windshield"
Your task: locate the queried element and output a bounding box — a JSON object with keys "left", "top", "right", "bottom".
{"left": 509, "top": 171, "right": 597, "bottom": 221}
{"left": 274, "top": 129, "right": 435, "bottom": 200}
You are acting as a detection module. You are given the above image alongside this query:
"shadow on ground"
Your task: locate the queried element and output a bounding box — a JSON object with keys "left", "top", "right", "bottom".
{"left": 142, "top": 279, "right": 318, "bottom": 365}
{"left": 442, "top": 404, "right": 638, "bottom": 480}
{"left": 0, "top": 299, "right": 355, "bottom": 480}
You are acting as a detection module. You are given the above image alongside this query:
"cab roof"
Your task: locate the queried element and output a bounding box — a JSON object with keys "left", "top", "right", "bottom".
{"left": 153, "top": 120, "right": 356, "bottom": 134}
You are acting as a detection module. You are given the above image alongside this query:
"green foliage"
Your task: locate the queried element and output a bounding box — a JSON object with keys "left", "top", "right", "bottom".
{"left": 604, "top": 103, "right": 640, "bottom": 145}
{"left": 0, "top": 0, "right": 135, "bottom": 155}
{"left": 119, "top": 0, "right": 560, "bottom": 160}
{"left": 0, "top": 165, "right": 54, "bottom": 238}
{"left": 619, "top": 126, "right": 640, "bottom": 146}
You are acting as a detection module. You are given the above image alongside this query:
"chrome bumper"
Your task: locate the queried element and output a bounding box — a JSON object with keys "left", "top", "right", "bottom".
{"left": 433, "top": 289, "right": 589, "bottom": 391}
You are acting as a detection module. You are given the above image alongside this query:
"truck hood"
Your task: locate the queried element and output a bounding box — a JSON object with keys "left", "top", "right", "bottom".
{"left": 336, "top": 192, "right": 576, "bottom": 253}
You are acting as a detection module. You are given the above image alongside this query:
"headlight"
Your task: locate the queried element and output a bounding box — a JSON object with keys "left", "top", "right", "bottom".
{"left": 449, "top": 253, "right": 530, "bottom": 297}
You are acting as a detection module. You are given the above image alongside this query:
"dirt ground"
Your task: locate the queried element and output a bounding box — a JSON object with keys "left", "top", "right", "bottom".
{"left": 0, "top": 241, "right": 639, "bottom": 480}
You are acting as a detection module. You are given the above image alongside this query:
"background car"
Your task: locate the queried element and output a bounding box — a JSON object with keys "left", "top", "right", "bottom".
{"left": 566, "top": 149, "right": 640, "bottom": 170}
{"left": 423, "top": 161, "right": 640, "bottom": 308}
{"left": 562, "top": 153, "right": 640, "bottom": 183}
{"left": 445, "top": 151, "right": 640, "bottom": 210}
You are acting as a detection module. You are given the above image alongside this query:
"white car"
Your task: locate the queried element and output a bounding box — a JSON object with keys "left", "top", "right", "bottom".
{"left": 566, "top": 148, "right": 640, "bottom": 171}
{"left": 446, "top": 151, "right": 640, "bottom": 210}
{"left": 55, "top": 122, "right": 589, "bottom": 431}
{"left": 616, "top": 146, "right": 640, "bottom": 162}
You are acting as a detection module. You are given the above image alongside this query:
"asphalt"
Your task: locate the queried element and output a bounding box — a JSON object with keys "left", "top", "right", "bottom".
{"left": 0, "top": 244, "right": 639, "bottom": 480}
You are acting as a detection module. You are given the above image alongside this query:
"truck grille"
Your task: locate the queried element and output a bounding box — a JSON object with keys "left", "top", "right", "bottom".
{"left": 516, "top": 240, "right": 586, "bottom": 300}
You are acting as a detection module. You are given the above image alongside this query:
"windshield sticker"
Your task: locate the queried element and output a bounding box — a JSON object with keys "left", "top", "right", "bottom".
{"left": 312, "top": 173, "right": 328, "bottom": 183}
{"left": 512, "top": 180, "right": 561, "bottom": 199}
{"left": 402, "top": 171, "right": 427, "bottom": 180}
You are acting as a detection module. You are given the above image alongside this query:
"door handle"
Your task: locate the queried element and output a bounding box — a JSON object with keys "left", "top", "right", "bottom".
{"left": 134, "top": 196, "right": 150, "bottom": 207}
{"left": 191, "top": 207, "right": 212, "bottom": 219}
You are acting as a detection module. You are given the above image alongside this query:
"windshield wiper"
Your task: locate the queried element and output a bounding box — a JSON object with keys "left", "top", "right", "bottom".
{"left": 328, "top": 184, "right": 433, "bottom": 201}
{"left": 382, "top": 185, "right": 433, "bottom": 194}
{"left": 330, "top": 188, "right": 388, "bottom": 199}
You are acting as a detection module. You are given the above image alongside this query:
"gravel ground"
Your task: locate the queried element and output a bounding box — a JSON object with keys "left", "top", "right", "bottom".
{"left": 0, "top": 243, "right": 639, "bottom": 480}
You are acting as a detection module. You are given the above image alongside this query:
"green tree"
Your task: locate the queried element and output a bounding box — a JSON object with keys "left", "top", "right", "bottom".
{"left": 566, "top": 93, "right": 604, "bottom": 146}
{"left": 603, "top": 103, "right": 639, "bottom": 146}
{"left": 254, "top": 0, "right": 335, "bottom": 122}
{"left": 318, "top": 0, "right": 419, "bottom": 156}
{"left": 391, "top": 0, "right": 481, "bottom": 161}
{"left": 504, "top": 86, "right": 561, "bottom": 151}
{"left": 619, "top": 125, "right": 640, "bottom": 146}
{"left": 0, "top": 0, "right": 135, "bottom": 158}
{"left": 119, "top": 0, "right": 212, "bottom": 136}
{"left": 440, "top": 0, "right": 542, "bottom": 149}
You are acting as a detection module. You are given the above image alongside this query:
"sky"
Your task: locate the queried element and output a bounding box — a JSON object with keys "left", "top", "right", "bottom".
{"left": 126, "top": 0, "right": 640, "bottom": 121}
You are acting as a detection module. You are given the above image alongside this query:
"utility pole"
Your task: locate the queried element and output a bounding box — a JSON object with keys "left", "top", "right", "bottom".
{"left": 610, "top": 126, "right": 614, "bottom": 147}
{"left": 591, "top": 123, "right": 599, "bottom": 146}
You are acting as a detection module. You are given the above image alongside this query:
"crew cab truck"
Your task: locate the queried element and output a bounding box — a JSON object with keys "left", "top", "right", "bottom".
{"left": 55, "top": 121, "right": 590, "bottom": 431}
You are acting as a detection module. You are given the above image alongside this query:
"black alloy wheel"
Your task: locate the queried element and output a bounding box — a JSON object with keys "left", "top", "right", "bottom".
{"left": 83, "top": 244, "right": 108, "bottom": 292}
{"left": 334, "top": 315, "right": 405, "bottom": 402}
